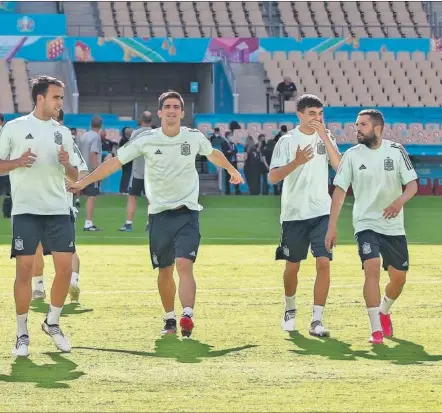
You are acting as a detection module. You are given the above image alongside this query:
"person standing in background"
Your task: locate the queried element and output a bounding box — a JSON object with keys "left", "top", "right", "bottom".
{"left": 118, "top": 127, "right": 133, "bottom": 195}
{"left": 77, "top": 115, "right": 103, "bottom": 231}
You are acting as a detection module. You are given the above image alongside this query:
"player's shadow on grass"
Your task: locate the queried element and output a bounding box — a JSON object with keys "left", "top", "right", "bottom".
{"left": 365, "top": 337, "right": 442, "bottom": 365}
{"left": 75, "top": 334, "right": 257, "bottom": 364}
{"left": 287, "top": 332, "right": 366, "bottom": 361}
{"left": 30, "top": 300, "right": 93, "bottom": 316}
{"left": 288, "top": 332, "right": 442, "bottom": 365}
{"left": 0, "top": 352, "right": 85, "bottom": 389}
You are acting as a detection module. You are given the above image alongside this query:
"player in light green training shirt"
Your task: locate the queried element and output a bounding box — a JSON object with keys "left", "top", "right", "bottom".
{"left": 0, "top": 76, "right": 79, "bottom": 357}
{"left": 68, "top": 90, "right": 243, "bottom": 338}
{"left": 269, "top": 94, "right": 341, "bottom": 338}
{"left": 326, "top": 109, "right": 417, "bottom": 344}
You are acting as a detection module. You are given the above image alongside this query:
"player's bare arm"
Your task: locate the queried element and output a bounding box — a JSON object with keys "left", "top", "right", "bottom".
{"left": 0, "top": 148, "right": 37, "bottom": 173}
{"left": 68, "top": 156, "right": 122, "bottom": 192}
{"left": 268, "top": 144, "right": 314, "bottom": 184}
{"left": 383, "top": 179, "right": 418, "bottom": 219}
{"left": 207, "top": 149, "right": 244, "bottom": 184}
{"left": 309, "top": 120, "right": 342, "bottom": 171}
{"left": 58, "top": 146, "right": 78, "bottom": 182}
{"left": 325, "top": 186, "right": 347, "bottom": 252}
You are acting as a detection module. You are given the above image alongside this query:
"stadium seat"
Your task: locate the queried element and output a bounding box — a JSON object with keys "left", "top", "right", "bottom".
{"left": 417, "top": 177, "right": 433, "bottom": 195}
{"left": 10, "top": 59, "right": 33, "bottom": 113}
{"left": 434, "top": 177, "right": 442, "bottom": 196}
{"left": 93, "top": 1, "right": 431, "bottom": 39}
{"left": 0, "top": 61, "right": 14, "bottom": 113}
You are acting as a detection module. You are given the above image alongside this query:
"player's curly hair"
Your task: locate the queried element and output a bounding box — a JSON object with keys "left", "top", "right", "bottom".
{"left": 296, "top": 94, "right": 323, "bottom": 112}
{"left": 30, "top": 75, "right": 65, "bottom": 105}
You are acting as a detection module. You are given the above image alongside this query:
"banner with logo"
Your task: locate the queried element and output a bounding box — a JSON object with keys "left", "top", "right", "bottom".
{"left": 0, "top": 14, "right": 66, "bottom": 35}
{"left": 0, "top": 36, "right": 432, "bottom": 62}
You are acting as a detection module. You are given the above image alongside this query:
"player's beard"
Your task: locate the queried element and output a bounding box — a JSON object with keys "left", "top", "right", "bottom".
{"left": 357, "top": 131, "right": 378, "bottom": 148}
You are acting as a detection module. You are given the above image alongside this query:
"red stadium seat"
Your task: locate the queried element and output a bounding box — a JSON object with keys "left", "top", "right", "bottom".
{"left": 434, "top": 177, "right": 442, "bottom": 195}
{"left": 417, "top": 177, "right": 433, "bottom": 195}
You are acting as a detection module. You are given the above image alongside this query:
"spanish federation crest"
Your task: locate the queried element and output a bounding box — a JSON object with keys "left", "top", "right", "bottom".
{"left": 384, "top": 157, "right": 394, "bottom": 171}
{"left": 317, "top": 141, "right": 326, "bottom": 155}
{"left": 181, "top": 143, "right": 191, "bottom": 156}
{"left": 54, "top": 131, "right": 63, "bottom": 145}
{"left": 362, "top": 242, "right": 372, "bottom": 255}
{"left": 14, "top": 238, "right": 24, "bottom": 251}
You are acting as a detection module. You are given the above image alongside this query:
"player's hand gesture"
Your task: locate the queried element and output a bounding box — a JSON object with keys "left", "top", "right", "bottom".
{"left": 229, "top": 168, "right": 244, "bottom": 185}
{"left": 294, "top": 144, "right": 314, "bottom": 166}
{"left": 325, "top": 226, "right": 338, "bottom": 252}
{"left": 58, "top": 146, "right": 70, "bottom": 166}
{"left": 309, "top": 120, "right": 327, "bottom": 138}
{"left": 17, "top": 148, "right": 37, "bottom": 168}
{"left": 67, "top": 180, "right": 86, "bottom": 193}
{"left": 383, "top": 199, "right": 403, "bottom": 219}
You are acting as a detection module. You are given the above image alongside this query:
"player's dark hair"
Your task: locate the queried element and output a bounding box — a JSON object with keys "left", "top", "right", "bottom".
{"left": 30, "top": 75, "right": 65, "bottom": 104}
{"left": 158, "top": 90, "right": 184, "bottom": 110}
{"left": 296, "top": 94, "right": 323, "bottom": 112}
{"left": 57, "top": 108, "right": 64, "bottom": 122}
{"left": 281, "top": 125, "right": 288, "bottom": 133}
{"left": 358, "top": 109, "right": 385, "bottom": 132}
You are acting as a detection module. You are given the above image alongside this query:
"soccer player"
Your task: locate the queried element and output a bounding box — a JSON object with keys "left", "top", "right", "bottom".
{"left": 68, "top": 90, "right": 243, "bottom": 337}
{"left": 268, "top": 94, "right": 341, "bottom": 337}
{"left": 32, "top": 109, "right": 89, "bottom": 302}
{"left": 0, "top": 75, "right": 79, "bottom": 357}
{"left": 118, "top": 111, "right": 152, "bottom": 232}
{"left": 325, "top": 109, "right": 417, "bottom": 344}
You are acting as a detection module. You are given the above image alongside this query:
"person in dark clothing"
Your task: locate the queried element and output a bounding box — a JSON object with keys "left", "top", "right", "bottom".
{"left": 118, "top": 127, "right": 133, "bottom": 194}
{"left": 229, "top": 120, "right": 241, "bottom": 133}
{"left": 276, "top": 77, "right": 297, "bottom": 112}
{"left": 274, "top": 125, "right": 288, "bottom": 143}
{"left": 243, "top": 136, "right": 262, "bottom": 195}
{"left": 258, "top": 134, "right": 270, "bottom": 195}
{"left": 210, "top": 127, "right": 224, "bottom": 147}
{"left": 221, "top": 131, "right": 241, "bottom": 195}
{"left": 263, "top": 138, "right": 280, "bottom": 195}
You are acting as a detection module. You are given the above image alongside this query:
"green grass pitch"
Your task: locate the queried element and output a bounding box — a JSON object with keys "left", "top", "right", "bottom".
{"left": 0, "top": 195, "right": 441, "bottom": 412}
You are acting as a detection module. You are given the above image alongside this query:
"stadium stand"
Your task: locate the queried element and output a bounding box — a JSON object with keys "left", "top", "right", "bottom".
{"left": 0, "top": 0, "right": 440, "bottom": 195}
{"left": 260, "top": 50, "right": 442, "bottom": 110}
{"left": 93, "top": 1, "right": 431, "bottom": 38}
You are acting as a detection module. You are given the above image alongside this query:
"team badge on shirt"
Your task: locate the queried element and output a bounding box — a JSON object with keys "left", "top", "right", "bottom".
{"left": 54, "top": 131, "right": 63, "bottom": 145}
{"left": 317, "top": 141, "right": 326, "bottom": 155}
{"left": 181, "top": 143, "right": 191, "bottom": 156}
{"left": 384, "top": 157, "right": 394, "bottom": 171}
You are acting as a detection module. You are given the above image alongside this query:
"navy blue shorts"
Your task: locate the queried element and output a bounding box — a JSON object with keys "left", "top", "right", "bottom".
{"left": 11, "top": 214, "right": 76, "bottom": 258}
{"left": 356, "top": 230, "right": 409, "bottom": 272}
{"left": 148, "top": 207, "right": 200, "bottom": 269}
{"left": 276, "top": 215, "right": 332, "bottom": 263}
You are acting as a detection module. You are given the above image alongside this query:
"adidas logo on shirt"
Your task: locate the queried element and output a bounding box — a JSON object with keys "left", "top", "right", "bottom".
{"left": 359, "top": 164, "right": 367, "bottom": 170}
{"left": 154, "top": 149, "right": 162, "bottom": 155}
{"left": 25, "top": 133, "right": 34, "bottom": 140}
